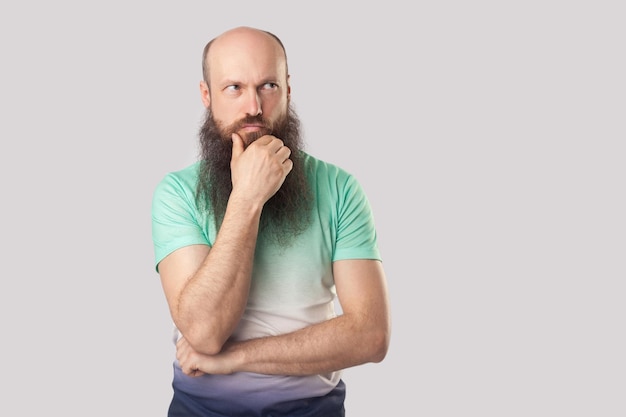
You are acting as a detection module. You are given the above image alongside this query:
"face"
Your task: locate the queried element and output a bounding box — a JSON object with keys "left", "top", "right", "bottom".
{"left": 200, "top": 28, "right": 290, "bottom": 145}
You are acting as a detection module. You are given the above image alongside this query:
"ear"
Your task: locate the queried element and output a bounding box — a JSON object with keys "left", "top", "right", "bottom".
{"left": 286, "top": 75, "right": 291, "bottom": 100}
{"left": 199, "top": 81, "right": 211, "bottom": 108}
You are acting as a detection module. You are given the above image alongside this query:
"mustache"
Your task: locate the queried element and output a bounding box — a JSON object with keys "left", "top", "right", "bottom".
{"left": 232, "top": 115, "right": 270, "bottom": 131}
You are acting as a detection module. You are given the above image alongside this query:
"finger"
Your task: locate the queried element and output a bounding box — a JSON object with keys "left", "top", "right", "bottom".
{"left": 283, "top": 158, "right": 294, "bottom": 174}
{"left": 176, "top": 336, "right": 188, "bottom": 351}
{"left": 271, "top": 138, "right": 285, "bottom": 153}
{"left": 231, "top": 133, "right": 244, "bottom": 159}
{"left": 276, "top": 144, "right": 291, "bottom": 160}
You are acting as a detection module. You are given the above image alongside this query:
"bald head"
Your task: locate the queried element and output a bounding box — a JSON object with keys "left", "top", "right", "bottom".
{"left": 202, "top": 26, "right": 288, "bottom": 85}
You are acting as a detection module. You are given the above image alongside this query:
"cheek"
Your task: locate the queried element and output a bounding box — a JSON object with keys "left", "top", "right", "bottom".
{"left": 210, "top": 107, "right": 236, "bottom": 128}
{"left": 210, "top": 95, "right": 239, "bottom": 116}
{"left": 265, "top": 100, "right": 288, "bottom": 121}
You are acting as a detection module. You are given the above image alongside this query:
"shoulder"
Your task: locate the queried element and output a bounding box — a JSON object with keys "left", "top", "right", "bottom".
{"left": 301, "top": 152, "right": 361, "bottom": 195}
{"left": 154, "top": 161, "right": 201, "bottom": 193}
{"left": 152, "top": 161, "right": 201, "bottom": 207}
{"left": 301, "top": 152, "right": 354, "bottom": 183}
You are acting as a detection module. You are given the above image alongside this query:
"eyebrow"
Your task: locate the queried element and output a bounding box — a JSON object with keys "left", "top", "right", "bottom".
{"left": 218, "top": 77, "right": 280, "bottom": 88}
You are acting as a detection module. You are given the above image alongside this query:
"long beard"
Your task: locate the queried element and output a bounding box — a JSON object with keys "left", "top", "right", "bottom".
{"left": 196, "top": 105, "right": 313, "bottom": 246}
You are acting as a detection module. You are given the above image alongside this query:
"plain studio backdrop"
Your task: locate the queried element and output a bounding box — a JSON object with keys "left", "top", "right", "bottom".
{"left": 1, "top": 1, "right": 623, "bottom": 416}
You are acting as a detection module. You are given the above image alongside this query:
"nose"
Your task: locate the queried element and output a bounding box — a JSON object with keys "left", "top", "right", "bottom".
{"left": 244, "top": 90, "right": 262, "bottom": 116}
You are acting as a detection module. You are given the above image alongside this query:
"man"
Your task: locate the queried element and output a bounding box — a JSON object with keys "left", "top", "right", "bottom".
{"left": 151, "top": 26, "right": 391, "bottom": 417}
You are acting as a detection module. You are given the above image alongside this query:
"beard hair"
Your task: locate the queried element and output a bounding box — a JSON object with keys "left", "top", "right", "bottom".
{"left": 196, "top": 104, "right": 313, "bottom": 247}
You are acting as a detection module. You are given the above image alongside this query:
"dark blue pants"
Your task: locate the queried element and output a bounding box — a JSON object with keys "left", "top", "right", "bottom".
{"left": 168, "top": 380, "right": 346, "bottom": 417}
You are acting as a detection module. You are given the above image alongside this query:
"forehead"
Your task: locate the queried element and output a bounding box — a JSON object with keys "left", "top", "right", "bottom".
{"left": 207, "top": 30, "right": 287, "bottom": 84}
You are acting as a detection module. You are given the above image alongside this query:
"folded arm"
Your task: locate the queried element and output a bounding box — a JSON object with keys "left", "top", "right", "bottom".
{"left": 176, "top": 258, "right": 391, "bottom": 376}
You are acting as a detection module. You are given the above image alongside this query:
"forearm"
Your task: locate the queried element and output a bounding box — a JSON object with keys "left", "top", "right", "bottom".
{"left": 176, "top": 195, "right": 262, "bottom": 354}
{"left": 226, "top": 313, "right": 389, "bottom": 376}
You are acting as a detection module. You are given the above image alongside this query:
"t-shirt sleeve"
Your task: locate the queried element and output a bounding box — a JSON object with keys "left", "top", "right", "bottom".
{"left": 151, "top": 173, "right": 209, "bottom": 272}
{"left": 333, "top": 174, "right": 381, "bottom": 262}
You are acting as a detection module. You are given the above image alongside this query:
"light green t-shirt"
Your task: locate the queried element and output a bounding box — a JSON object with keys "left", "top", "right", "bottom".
{"left": 151, "top": 151, "right": 381, "bottom": 405}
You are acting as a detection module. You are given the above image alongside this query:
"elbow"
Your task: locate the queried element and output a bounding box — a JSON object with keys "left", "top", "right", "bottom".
{"left": 365, "top": 314, "right": 391, "bottom": 363}
{"left": 174, "top": 307, "right": 233, "bottom": 355}
{"left": 352, "top": 311, "right": 391, "bottom": 364}
{"left": 190, "top": 337, "right": 224, "bottom": 356}
{"left": 181, "top": 324, "right": 226, "bottom": 356}
{"left": 369, "top": 327, "right": 391, "bottom": 363}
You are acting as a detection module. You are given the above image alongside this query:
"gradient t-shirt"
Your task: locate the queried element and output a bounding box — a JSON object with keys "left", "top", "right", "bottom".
{"left": 151, "top": 151, "right": 381, "bottom": 410}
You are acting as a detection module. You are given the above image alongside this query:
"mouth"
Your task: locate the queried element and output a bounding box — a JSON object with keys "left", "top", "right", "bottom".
{"left": 240, "top": 124, "right": 265, "bottom": 133}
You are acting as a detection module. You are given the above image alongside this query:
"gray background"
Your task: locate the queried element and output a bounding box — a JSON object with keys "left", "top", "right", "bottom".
{"left": 1, "top": 1, "right": 624, "bottom": 416}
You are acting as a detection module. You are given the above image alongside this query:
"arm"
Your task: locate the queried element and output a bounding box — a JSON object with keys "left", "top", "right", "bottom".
{"left": 159, "top": 133, "right": 293, "bottom": 355}
{"left": 176, "top": 258, "right": 391, "bottom": 376}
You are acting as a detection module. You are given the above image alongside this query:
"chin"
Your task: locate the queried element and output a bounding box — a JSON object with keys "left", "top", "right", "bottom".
{"left": 241, "top": 129, "right": 270, "bottom": 145}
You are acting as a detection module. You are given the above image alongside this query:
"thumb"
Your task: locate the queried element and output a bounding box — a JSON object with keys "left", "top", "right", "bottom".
{"left": 231, "top": 133, "right": 244, "bottom": 160}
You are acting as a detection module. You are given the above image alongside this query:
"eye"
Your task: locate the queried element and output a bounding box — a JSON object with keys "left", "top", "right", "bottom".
{"left": 226, "top": 85, "right": 241, "bottom": 92}
{"left": 260, "top": 82, "right": 278, "bottom": 91}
